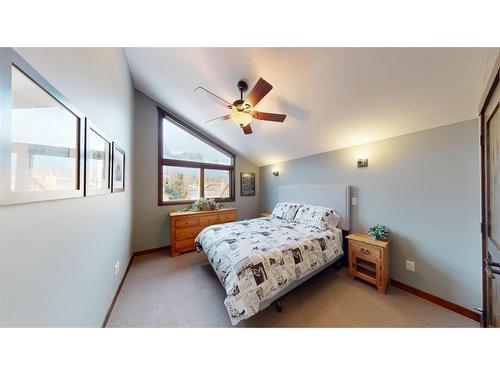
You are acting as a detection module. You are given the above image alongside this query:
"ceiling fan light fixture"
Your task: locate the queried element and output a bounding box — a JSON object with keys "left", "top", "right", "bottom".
{"left": 230, "top": 111, "right": 253, "bottom": 126}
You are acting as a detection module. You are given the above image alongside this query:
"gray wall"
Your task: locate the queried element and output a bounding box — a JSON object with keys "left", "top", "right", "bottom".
{"left": 0, "top": 48, "right": 134, "bottom": 327}
{"left": 260, "top": 119, "right": 481, "bottom": 310}
{"left": 133, "top": 90, "right": 259, "bottom": 251}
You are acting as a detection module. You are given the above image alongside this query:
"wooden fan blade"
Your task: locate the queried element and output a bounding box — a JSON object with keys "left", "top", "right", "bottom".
{"left": 242, "top": 124, "right": 253, "bottom": 135}
{"left": 244, "top": 78, "right": 273, "bottom": 108}
{"left": 195, "top": 87, "right": 232, "bottom": 109}
{"left": 253, "top": 111, "right": 287, "bottom": 122}
{"left": 204, "top": 114, "right": 230, "bottom": 123}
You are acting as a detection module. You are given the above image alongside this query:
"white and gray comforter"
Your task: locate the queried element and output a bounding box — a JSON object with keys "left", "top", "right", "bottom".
{"left": 195, "top": 217, "right": 343, "bottom": 325}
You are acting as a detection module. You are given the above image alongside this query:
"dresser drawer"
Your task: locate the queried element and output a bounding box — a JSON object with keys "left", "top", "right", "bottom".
{"left": 175, "top": 216, "right": 199, "bottom": 228}
{"left": 350, "top": 240, "right": 382, "bottom": 259}
{"left": 176, "top": 226, "right": 203, "bottom": 240}
{"left": 219, "top": 212, "right": 237, "bottom": 223}
{"left": 175, "top": 238, "right": 195, "bottom": 252}
{"left": 199, "top": 214, "right": 218, "bottom": 226}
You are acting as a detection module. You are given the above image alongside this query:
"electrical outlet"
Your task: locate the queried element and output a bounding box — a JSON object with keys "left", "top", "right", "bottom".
{"left": 114, "top": 261, "right": 120, "bottom": 276}
{"left": 351, "top": 197, "right": 358, "bottom": 206}
{"left": 406, "top": 260, "right": 415, "bottom": 272}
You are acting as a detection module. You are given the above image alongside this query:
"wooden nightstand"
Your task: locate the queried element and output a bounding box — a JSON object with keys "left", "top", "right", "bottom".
{"left": 346, "top": 232, "right": 390, "bottom": 294}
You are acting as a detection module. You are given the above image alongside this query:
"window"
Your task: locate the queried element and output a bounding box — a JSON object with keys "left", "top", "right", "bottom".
{"left": 158, "top": 107, "right": 235, "bottom": 205}
{"left": 0, "top": 49, "right": 85, "bottom": 205}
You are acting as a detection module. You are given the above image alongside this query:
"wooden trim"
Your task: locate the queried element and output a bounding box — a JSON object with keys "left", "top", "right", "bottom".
{"left": 159, "top": 197, "right": 235, "bottom": 207}
{"left": 157, "top": 106, "right": 236, "bottom": 206}
{"left": 390, "top": 279, "right": 480, "bottom": 322}
{"left": 480, "top": 59, "right": 500, "bottom": 325}
{"left": 161, "top": 158, "right": 234, "bottom": 171}
{"left": 479, "top": 51, "right": 500, "bottom": 114}
{"left": 102, "top": 255, "right": 134, "bottom": 328}
{"left": 134, "top": 245, "right": 170, "bottom": 256}
{"left": 481, "top": 111, "right": 488, "bottom": 317}
{"left": 157, "top": 106, "right": 236, "bottom": 159}
{"left": 158, "top": 108, "right": 164, "bottom": 206}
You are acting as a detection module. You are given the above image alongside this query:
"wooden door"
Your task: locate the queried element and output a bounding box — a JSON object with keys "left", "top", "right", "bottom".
{"left": 480, "top": 56, "right": 500, "bottom": 327}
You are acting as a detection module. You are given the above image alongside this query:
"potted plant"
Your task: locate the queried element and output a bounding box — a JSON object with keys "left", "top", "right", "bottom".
{"left": 368, "top": 224, "right": 390, "bottom": 240}
{"left": 184, "top": 197, "right": 224, "bottom": 212}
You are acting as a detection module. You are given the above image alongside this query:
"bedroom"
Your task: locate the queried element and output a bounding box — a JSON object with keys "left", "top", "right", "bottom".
{"left": 0, "top": 1, "right": 499, "bottom": 373}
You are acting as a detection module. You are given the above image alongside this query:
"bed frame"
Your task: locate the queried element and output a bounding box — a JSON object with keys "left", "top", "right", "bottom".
{"left": 259, "top": 183, "right": 351, "bottom": 313}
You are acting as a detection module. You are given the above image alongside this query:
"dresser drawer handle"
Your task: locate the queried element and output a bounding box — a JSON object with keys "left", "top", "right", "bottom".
{"left": 360, "top": 248, "right": 370, "bottom": 254}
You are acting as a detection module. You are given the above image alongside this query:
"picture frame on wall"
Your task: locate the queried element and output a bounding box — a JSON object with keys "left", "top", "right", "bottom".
{"left": 112, "top": 142, "right": 125, "bottom": 193}
{"left": 0, "top": 48, "right": 85, "bottom": 205}
{"left": 84, "top": 120, "right": 111, "bottom": 196}
{"left": 240, "top": 172, "right": 255, "bottom": 196}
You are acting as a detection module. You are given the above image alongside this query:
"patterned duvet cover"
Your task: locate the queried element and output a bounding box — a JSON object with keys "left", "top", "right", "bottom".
{"left": 195, "top": 217, "right": 343, "bottom": 325}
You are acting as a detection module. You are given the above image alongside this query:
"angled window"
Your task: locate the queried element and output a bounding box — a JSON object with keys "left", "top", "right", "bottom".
{"left": 158, "top": 107, "right": 235, "bottom": 205}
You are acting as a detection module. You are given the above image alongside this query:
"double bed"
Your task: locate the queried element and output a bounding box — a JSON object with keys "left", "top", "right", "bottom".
{"left": 195, "top": 184, "right": 351, "bottom": 325}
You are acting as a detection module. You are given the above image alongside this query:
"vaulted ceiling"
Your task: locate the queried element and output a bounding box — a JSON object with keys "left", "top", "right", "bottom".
{"left": 125, "top": 48, "right": 498, "bottom": 167}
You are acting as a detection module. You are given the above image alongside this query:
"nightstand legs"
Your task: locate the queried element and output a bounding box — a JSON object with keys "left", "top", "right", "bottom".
{"left": 377, "top": 285, "right": 386, "bottom": 294}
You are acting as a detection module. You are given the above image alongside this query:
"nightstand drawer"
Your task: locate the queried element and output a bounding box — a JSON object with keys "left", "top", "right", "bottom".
{"left": 350, "top": 240, "right": 382, "bottom": 259}
{"left": 175, "top": 216, "right": 199, "bottom": 228}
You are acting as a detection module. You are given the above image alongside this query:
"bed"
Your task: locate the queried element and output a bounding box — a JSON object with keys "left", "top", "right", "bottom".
{"left": 195, "top": 184, "right": 351, "bottom": 325}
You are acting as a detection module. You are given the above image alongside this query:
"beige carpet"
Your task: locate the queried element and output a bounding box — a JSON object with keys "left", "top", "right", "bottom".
{"left": 106, "top": 251, "right": 478, "bottom": 328}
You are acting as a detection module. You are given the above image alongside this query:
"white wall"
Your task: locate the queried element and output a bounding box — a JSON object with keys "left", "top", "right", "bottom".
{"left": 0, "top": 48, "right": 134, "bottom": 327}
{"left": 260, "top": 119, "right": 482, "bottom": 311}
{"left": 133, "top": 90, "right": 259, "bottom": 251}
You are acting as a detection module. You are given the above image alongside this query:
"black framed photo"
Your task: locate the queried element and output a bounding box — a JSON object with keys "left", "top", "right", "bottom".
{"left": 112, "top": 142, "right": 125, "bottom": 193}
{"left": 240, "top": 172, "right": 255, "bottom": 196}
{"left": 84, "top": 120, "right": 111, "bottom": 196}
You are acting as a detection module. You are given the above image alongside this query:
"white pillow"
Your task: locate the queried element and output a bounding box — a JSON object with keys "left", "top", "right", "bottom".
{"left": 293, "top": 205, "right": 341, "bottom": 230}
{"left": 271, "top": 202, "right": 301, "bottom": 221}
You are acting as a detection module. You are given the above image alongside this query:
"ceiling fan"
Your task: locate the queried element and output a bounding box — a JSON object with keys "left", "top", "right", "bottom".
{"left": 195, "top": 77, "right": 286, "bottom": 135}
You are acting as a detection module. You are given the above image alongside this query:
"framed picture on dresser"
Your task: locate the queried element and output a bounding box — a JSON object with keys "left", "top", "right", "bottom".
{"left": 84, "top": 120, "right": 111, "bottom": 196}
{"left": 112, "top": 142, "right": 125, "bottom": 193}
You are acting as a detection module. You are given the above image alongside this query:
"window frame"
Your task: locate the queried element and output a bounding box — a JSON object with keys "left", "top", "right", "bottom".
{"left": 0, "top": 48, "right": 85, "bottom": 205}
{"left": 157, "top": 107, "right": 236, "bottom": 206}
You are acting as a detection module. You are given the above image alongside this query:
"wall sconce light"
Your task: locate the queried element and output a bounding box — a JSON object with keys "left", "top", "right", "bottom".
{"left": 357, "top": 158, "right": 368, "bottom": 168}
{"left": 272, "top": 169, "right": 280, "bottom": 177}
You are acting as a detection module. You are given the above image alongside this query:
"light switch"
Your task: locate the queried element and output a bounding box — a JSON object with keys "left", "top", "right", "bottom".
{"left": 351, "top": 197, "right": 358, "bottom": 206}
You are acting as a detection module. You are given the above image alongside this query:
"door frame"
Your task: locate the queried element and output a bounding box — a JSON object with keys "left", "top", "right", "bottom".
{"left": 479, "top": 54, "right": 500, "bottom": 326}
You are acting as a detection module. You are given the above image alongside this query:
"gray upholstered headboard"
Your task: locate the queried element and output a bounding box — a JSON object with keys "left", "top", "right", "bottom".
{"left": 278, "top": 184, "right": 351, "bottom": 231}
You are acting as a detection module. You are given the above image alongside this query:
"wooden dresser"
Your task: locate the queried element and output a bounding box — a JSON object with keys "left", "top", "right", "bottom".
{"left": 346, "top": 232, "right": 390, "bottom": 294}
{"left": 169, "top": 208, "right": 237, "bottom": 257}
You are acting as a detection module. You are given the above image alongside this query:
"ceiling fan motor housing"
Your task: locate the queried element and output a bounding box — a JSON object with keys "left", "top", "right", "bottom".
{"left": 237, "top": 80, "right": 248, "bottom": 93}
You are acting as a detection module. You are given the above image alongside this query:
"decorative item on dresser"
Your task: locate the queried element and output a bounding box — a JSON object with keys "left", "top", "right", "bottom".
{"left": 169, "top": 208, "right": 237, "bottom": 256}
{"left": 347, "top": 232, "right": 390, "bottom": 293}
